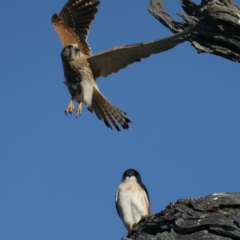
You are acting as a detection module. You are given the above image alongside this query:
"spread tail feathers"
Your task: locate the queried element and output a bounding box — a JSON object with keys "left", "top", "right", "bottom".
{"left": 90, "top": 87, "right": 131, "bottom": 131}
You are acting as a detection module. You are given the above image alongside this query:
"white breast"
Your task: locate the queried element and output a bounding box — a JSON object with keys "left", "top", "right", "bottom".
{"left": 116, "top": 180, "right": 149, "bottom": 230}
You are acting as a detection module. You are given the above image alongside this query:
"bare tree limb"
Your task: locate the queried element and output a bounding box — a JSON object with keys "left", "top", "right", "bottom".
{"left": 149, "top": 0, "right": 240, "bottom": 62}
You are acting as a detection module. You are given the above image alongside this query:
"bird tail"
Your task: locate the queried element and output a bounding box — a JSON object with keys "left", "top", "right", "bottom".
{"left": 89, "top": 87, "right": 131, "bottom": 131}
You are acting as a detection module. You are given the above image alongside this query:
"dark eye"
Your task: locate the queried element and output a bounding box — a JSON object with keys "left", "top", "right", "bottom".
{"left": 67, "top": 45, "right": 72, "bottom": 49}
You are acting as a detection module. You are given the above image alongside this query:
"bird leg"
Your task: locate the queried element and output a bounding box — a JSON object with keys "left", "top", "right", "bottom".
{"left": 129, "top": 224, "right": 134, "bottom": 231}
{"left": 76, "top": 102, "right": 83, "bottom": 118}
{"left": 65, "top": 100, "right": 75, "bottom": 115}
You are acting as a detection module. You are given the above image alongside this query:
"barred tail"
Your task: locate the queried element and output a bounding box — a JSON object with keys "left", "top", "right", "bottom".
{"left": 89, "top": 87, "right": 131, "bottom": 131}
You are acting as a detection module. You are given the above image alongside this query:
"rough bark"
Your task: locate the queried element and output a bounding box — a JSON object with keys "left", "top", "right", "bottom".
{"left": 123, "top": 192, "right": 240, "bottom": 240}
{"left": 148, "top": 0, "right": 240, "bottom": 62}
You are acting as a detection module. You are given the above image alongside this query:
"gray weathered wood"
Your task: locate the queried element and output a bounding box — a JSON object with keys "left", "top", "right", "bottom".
{"left": 148, "top": 0, "right": 240, "bottom": 62}
{"left": 124, "top": 192, "right": 240, "bottom": 240}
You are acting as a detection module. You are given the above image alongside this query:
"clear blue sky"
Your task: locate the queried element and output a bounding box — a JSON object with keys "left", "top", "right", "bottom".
{"left": 1, "top": 0, "right": 240, "bottom": 239}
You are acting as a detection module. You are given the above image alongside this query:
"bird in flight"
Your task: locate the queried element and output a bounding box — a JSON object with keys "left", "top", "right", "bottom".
{"left": 115, "top": 169, "right": 150, "bottom": 231}
{"left": 52, "top": 0, "right": 189, "bottom": 131}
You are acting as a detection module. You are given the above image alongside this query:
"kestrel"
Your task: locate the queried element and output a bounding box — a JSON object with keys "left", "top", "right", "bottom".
{"left": 52, "top": 0, "right": 189, "bottom": 131}
{"left": 115, "top": 169, "right": 150, "bottom": 231}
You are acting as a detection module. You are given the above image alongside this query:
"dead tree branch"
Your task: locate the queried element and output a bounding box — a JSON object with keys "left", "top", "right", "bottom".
{"left": 123, "top": 192, "right": 240, "bottom": 240}
{"left": 149, "top": 0, "right": 240, "bottom": 62}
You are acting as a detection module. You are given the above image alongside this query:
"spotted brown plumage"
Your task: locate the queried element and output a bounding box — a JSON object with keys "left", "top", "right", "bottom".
{"left": 52, "top": 0, "right": 191, "bottom": 131}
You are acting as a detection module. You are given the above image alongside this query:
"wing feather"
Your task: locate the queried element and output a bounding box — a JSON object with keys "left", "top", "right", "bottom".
{"left": 115, "top": 188, "right": 121, "bottom": 218}
{"left": 52, "top": 0, "right": 100, "bottom": 55}
{"left": 88, "top": 27, "right": 192, "bottom": 78}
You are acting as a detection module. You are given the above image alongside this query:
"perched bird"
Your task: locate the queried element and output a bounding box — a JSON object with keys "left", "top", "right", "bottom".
{"left": 115, "top": 169, "right": 150, "bottom": 231}
{"left": 52, "top": 0, "right": 190, "bottom": 131}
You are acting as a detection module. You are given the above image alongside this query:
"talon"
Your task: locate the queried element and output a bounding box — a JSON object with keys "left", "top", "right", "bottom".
{"left": 65, "top": 100, "right": 75, "bottom": 115}
{"left": 76, "top": 102, "right": 83, "bottom": 118}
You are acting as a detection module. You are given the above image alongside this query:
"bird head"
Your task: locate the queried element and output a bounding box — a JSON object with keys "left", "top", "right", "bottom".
{"left": 122, "top": 169, "right": 141, "bottom": 182}
{"left": 61, "top": 44, "right": 81, "bottom": 61}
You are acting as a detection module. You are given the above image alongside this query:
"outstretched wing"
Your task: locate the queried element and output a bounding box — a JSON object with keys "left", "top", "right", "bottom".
{"left": 88, "top": 28, "right": 192, "bottom": 78}
{"left": 51, "top": 0, "right": 100, "bottom": 56}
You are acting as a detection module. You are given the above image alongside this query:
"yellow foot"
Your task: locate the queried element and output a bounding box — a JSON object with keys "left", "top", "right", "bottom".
{"left": 129, "top": 224, "right": 133, "bottom": 231}
{"left": 76, "top": 102, "right": 83, "bottom": 118}
{"left": 65, "top": 100, "right": 75, "bottom": 115}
